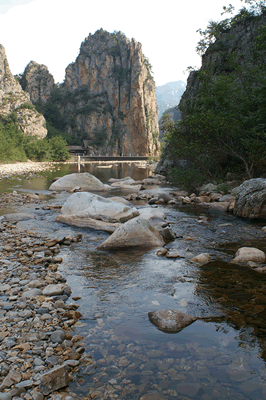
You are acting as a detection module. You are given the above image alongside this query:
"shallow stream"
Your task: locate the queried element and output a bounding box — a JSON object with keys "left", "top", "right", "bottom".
{"left": 1, "top": 163, "right": 266, "bottom": 399}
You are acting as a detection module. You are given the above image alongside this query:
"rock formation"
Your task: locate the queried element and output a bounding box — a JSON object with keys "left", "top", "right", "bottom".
{"left": 0, "top": 44, "right": 47, "bottom": 139}
{"left": 155, "top": 13, "right": 266, "bottom": 176}
{"left": 234, "top": 178, "right": 266, "bottom": 219}
{"left": 23, "top": 29, "right": 160, "bottom": 157}
{"left": 21, "top": 61, "right": 55, "bottom": 104}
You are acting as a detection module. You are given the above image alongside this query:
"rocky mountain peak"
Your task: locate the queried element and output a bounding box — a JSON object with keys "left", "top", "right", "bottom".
{"left": 21, "top": 60, "right": 55, "bottom": 104}
{"left": 22, "top": 29, "right": 159, "bottom": 157}
{"left": 0, "top": 44, "right": 47, "bottom": 139}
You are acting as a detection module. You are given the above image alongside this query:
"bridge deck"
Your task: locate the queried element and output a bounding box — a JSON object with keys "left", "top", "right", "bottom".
{"left": 78, "top": 156, "right": 148, "bottom": 161}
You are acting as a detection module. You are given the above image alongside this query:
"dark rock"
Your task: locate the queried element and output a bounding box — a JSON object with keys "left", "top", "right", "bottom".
{"left": 234, "top": 178, "right": 266, "bottom": 219}
{"left": 148, "top": 309, "right": 197, "bottom": 333}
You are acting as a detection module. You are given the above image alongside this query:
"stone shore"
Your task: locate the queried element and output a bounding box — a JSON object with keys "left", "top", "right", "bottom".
{"left": 0, "top": 162, "right": 57, "bottom": 179}
{"left": 0, "top": 196, "right": 95, "bottom": 399}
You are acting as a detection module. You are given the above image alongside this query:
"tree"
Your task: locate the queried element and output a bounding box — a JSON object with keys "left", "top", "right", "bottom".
{"left": 163, "top": 4, "right": 266, "bottom": 189}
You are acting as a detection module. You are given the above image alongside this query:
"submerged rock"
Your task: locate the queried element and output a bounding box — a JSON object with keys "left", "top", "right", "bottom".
{"left": 234, "top": 178, "right": 266, "bottom": 219}
{"left": 148, "top": 309, "right": 197, "bottom": 333}
{"left": 98, "top": 217, "right": 164, "bottom": 250}
{"left": 49, "top": 173, "right": 110, "bottom": 192}
{"left": 191, "top": 253, "right": 211, "bottom": 265}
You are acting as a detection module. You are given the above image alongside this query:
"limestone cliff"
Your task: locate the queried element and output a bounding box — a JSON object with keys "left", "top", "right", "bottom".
{"left": 0, "top": 45, "right": 47, "bottom": 139}
{"left": 21, "top": 61, "right": 55, "bottom": 104}
{"left": 23, "top": 30, "right": 160, "bottom": 156}
{"left": 155, "top": 12, "right": 266, "bottom": 175}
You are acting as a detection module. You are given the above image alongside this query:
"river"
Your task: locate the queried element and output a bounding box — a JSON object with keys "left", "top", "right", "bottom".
{"left": 1, "top": 162, "right": 266, "bottom": 399}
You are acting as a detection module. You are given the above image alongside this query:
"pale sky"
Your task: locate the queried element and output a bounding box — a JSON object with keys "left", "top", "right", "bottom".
{"left": 0, "top": 0, "right": 245, "bottom": 87}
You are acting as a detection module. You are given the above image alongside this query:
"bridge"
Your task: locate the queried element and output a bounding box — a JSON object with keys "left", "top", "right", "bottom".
{"left": 78, "top": 156, "right": 148, "bottom": 161}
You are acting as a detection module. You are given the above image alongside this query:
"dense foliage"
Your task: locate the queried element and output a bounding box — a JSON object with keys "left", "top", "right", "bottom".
{"left": 163, "top": 0, "right": 266, "bottom": 190}
{"left": 0, "top": 115, "right": 70, "bottom": 163}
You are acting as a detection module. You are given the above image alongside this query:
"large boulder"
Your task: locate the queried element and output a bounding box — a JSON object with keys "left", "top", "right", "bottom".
{"left": 234, "top": 178, "right": 266, "bottom": 218}
{"left": 49, "top": 173, "right": 110, "bottom": 192}
{"left": 148, "top": 309, "right": 197, "bottom": 333}
{"left": 60, "top": 192, "right": 139, "bottom": 223}
{"left": 98, "top": 217, "right": 165, "bottom": 250}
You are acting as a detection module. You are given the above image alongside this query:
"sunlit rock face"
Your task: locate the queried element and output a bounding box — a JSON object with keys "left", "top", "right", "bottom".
{"left": 21, "top": 61, "right": 55, "bottom": 104}
{"left": 62, "top": 29, "right": 160, "bottom": 156}
{"left": 0, "top": 44, "right": 47, "bottom": 139}
{"left": 23, "top": 30, "right": 160, "bottom": 157}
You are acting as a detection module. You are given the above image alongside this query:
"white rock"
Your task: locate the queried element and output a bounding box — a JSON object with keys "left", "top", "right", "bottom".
{"left": 42, "top": 284, "right": 65, "bottom": 296}
{"left": 232, "top": 247, "right": 266, "bottom": 264}
{"left": 61, "top": 192, "right": 139, "bottom": 223}
{"left": 98, "top": 217, "right": 165, "bottom": 250}
{"left": 49, "top": 172, "right": 110, "bottom": 192}
{"left": 138, "top": 207, "right": 166, "bottom": 228}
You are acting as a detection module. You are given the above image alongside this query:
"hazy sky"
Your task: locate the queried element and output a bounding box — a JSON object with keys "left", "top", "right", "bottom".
{"left": 0, "top": 0, "right": 244, "bottom": 87}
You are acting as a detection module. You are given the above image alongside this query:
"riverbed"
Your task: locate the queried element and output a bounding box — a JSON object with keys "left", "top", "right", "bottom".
{"left": 1, "top": 162, "right": 266, "bottom": 399}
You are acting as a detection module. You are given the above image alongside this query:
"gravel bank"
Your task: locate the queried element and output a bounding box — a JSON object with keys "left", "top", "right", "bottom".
{"left": 0, "top": 162, "right": 57, "bottom": 179}
{"left": 0, "top": 193, "right": 95, "bottom": 399}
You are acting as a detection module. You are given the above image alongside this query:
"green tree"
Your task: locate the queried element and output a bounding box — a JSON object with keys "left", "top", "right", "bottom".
{"left": 164, "top": 4, "right": 266, "bottom": 189}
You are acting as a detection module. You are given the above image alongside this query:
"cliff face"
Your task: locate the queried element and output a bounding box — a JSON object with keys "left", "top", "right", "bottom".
{"left": 23, "top": 30, "right": 160, "bottom": 157}
{"left": 155, "top": 13, "right": 266, "bottom": 175}
{"left": 0, "top": 45, "right": 47, "bottom": 139}
{"left": 21, "top": 61, "right": 55, "bottom": 104}
{"left": 63, "top": 30, "right": 159, "bottom": 156}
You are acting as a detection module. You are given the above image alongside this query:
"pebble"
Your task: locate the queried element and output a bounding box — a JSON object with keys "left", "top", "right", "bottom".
{"left": 0, "top": 221, "right": 84, "bottom": 397}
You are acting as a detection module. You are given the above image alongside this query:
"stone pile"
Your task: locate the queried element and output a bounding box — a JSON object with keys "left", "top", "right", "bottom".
{"left": 0, "top": 221, "right": 94, "bottom": 399}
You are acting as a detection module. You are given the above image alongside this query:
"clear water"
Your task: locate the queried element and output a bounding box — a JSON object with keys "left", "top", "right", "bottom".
{"left": 2, "top": 163, "right": 266, "bottom": 399}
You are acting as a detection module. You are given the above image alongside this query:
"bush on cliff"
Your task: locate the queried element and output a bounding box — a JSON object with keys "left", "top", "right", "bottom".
{"left": 163, "top": 1, "right": 266, "bottom": 189}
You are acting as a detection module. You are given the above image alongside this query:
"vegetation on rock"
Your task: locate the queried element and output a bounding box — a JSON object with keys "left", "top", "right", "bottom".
{"left": 0, "top": 115, "right": 70, "bottom": 163}
{"left": 160, "top": 0, "right": 266, "bottom": 190}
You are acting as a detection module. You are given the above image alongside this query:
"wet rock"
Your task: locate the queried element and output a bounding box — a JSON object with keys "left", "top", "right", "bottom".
{"left": 3, "top": 213, "right": 35, "bottom": 222}
{"left": 157, "top": 248, "right": 168, "bottom": 256}
{"left": 148, "top": 309, "right": 197, "bottom": 333}
{"left": 98, "top": 217, "right": 165, "bottom": 250}
{"left": 56, "top": 214, "right": 120, "bottom": 233}
{"left": 49, "top": 172, "right": 110, "bottom": 192}
{"left": 208, "top": 202, "right": 230, "bottom": 211}
{"left": 234, "top": 178, "right": 266, "bottom": 218}
{"left": 191, "top": 253, "right": 211, "bottom": 265}
{"left": 40, "top": 365, "right": 70, "bottom": 395}
{"left": 232, "top": 247, "right": 266, "bottom": 264}
{"left": 140, "top": 393, "right": 167, "bottom": 399}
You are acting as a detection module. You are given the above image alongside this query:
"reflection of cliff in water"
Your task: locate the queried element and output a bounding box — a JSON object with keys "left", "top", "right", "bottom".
{"left": 196, "top": 258, "right": 266, "bottom": 363}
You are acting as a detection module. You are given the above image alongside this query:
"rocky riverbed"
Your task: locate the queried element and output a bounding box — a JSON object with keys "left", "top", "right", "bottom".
{"left": 0, "top": 193, "right": 95, "bottom": 400}
{"left": 3, "top": 167, "right": 266, "bottom": 399}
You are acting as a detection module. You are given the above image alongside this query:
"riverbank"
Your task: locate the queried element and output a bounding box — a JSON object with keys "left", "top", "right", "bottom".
{"left": 0, "top": 199, "right": 90, "bottom": 399}
{"left": 0, "top": 160, "right": 154, "bottom": 180}
{"left": 0, "top": 161, "right": 57, "bottom": 179}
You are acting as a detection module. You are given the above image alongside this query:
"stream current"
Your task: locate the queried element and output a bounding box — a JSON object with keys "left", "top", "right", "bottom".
{"left": 2, "top": 162, "right": 266, "bottom": 399}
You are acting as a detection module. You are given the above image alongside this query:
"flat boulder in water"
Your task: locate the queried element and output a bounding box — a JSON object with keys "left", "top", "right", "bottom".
{"left": 234, "top": 178, "right": 266, "bottom": 218}
{"left": 98, "top": 217, "right": 164, "bottom": 250}
{"left": 148, "top": 309, "right": 197, "bottom": 333}
{"left": 49, "top": 173, "right": 110, "bottom": 192}
{"left": 60, "top": 192, "right": 139, "bottom": 223}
